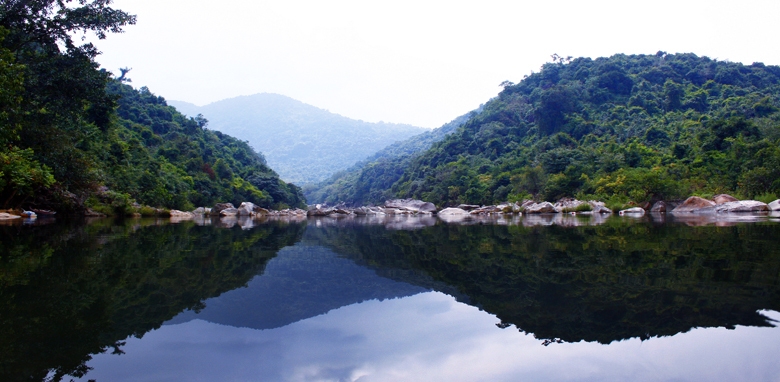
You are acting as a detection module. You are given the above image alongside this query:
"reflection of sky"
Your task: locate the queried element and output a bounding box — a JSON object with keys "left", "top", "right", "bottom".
{"left": 79, "top": 292, "right": 780, "bottom": 382}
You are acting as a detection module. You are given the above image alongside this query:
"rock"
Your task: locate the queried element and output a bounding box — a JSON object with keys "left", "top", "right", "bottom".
{"left": 253, "top": 206, "right": 270, "bottom": 215}
{"left": 439, "top": 207, "right": 470, "bottom": 216}
{"left": 619, "top": 207, "right": 646, "bottom": 216}
{"left": 211, "top": 203, "right": 235, "bottom": 216}
{"left": 520, "top": 200, "right": 535, "bottom": 209}
{"left": 703, "top": 200, "right": 769, "bottom": 213}
{"left": 385, "top": 199, "right": 437, "bottom": 214}
{"left": 307, "top": 205, "right": 334, "bottom": 216}
{"left": 84, "top": 208, "right": 106, "bottom": 217}
{"left": 237, "top": 202, "right": 255, "bottom": 216}
{"left": 671, "top": 196, "right": 716, "bottom": 213}
{"left": 219, "top": 207, "right": 239, "bottom": 216}
{"left": 169, "top": 209, "right": 193, "bottom": 217}
{"left": 650, "top": 201, "right": 667, "bottom": 213}
{"left": 0, "top": 212, "right": 21, "bottom": 220}
{"left": 588, "top": 201, "right": 612, "bottom": 214}
{"left": 21, "top": 211, "right": 37, "bottom": 218}
{"left": 457, "top": 204, "right": 480, "bottom": 211}
{"left": 554, "top": 198, "right": 585, "bottom": 213}
{"left": 192, "top": 207, "right": 208, "bottom": 215}
{"left": 712, "top": 194, "right": 739, "bottom": 205}
{"left": 525, "top": 202, "right": 556, "bottom": 214}
{"left": 769, "top": 199, "right": 780, "bottom": 211}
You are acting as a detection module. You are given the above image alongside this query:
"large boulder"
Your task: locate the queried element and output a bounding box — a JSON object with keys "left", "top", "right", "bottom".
{"left": 712, "top": 194, "right": 739, "bottom": 205}
{"left": 769, "top": 199, "right": 780, "bottom": 211}
{"left": 211, "top": 203, "right": 236, "bottom": 216}
{"left": 705, "top": 200, "right": 769, "bottom": 213}
{"left": 457, "top": 204, "right": 480, "bottom": 211}
{"left": 385, "top": 199, "right": 437, "bottom": 214}
{"left": 525, "top": 202, "right": 556, "bottom": 214}
{"left": 438, "top": 207, "right": 470, "bottom": 216}
{"left": 307, "top": 204, "right": 334, "bottom": 216}
{"left": 219, "top": 207, "right": 239, "bottom": 217}
{"left": 588, "top": 201, "right": 612, "bottom": 214}
{"left": 650, "top": 201, "right": 667, "bottom": 213}
{"left": 671, "top": 196, "right": 716, "bottom": 213}
{"left": 237, "top": 202, "right": 256, "bottom": 216}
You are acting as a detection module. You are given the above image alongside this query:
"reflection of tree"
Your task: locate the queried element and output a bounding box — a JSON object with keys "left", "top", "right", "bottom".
{"left": 0, "top": 219, "right": 304, "bottom": 382}
{"left": 313, "top": 222, "right": 780, "bottom": 344}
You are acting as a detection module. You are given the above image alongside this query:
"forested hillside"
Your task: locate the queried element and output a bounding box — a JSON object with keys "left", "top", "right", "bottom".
{"left": 0, "top": 2, "right": 304, "bottom": 213}
{"left": 169, "top": 94, "right": 425, "bottom": 184}
{"left": 304, "top": 110, "right": 478, "bottom": 205}
{"left": 383, "top": 53, "right": 780, "bottom": 206}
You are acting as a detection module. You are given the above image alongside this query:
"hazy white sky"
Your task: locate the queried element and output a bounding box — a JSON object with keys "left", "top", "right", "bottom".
{"left": 93, "top": 0, "right": 780, "bottom": 128}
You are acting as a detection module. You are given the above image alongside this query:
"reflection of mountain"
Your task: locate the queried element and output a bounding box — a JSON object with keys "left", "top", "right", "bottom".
{"left": 0, "top": 220, "right": 305, "bottom": 382}
{"left": 167, "top": 242, "right": 427, "bottom": 330}
{"left": 310, "top": 222, "right": 780, "bottom": 344}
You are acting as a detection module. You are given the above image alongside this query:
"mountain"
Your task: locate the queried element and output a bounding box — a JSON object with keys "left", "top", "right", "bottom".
{"left": 168, "top": 94, "right": 426, "bottom": 185}
{"left": 105, "top": 83, "right": 306, "bottom": 211}
{"left": 346, "top": 53, "right": 780, "bottom": 207}
{"left": 304, "top": 108, "right": 480, "bottom": 205}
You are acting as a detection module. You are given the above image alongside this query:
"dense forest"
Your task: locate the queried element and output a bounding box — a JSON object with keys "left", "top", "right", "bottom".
{"left": 327, "top": 53, "right": 780, "bottom": 207}
{"left": 304, "top": 110, "right": 478, "bottom": 204}
{"left": 0, "top": 1, "right": 304, "bottom": 214}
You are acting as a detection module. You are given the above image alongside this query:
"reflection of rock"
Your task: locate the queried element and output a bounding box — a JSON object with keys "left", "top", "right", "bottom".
{"left": 671, "top": 196, "right": 716, "bottom": 213}
{"left": 671, "top": 213, "right": 768, "bottom": 226}
{"left": 619, "top": 207, "right": 646, "bottom": 216}
{"left": 438, "top": 208, "right": 471, "bottom": 223}
{"left": 521, "top": 213, "right": 608, "bottom": 227}
{"left": 713, "top": 194, "right": 739, "bottom": 204}
{"left": 768, "top": 199, "right": 780, "bottom": 211}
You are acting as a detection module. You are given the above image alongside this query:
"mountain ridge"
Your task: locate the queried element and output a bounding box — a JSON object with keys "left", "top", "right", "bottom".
{"left": 168, "top": 93, "right": 427, "bottom": 185}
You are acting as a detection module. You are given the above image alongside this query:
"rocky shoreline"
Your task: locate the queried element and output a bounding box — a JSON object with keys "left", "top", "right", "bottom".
{"left": 3, "top": 195, "right": 779, "bottom": 224}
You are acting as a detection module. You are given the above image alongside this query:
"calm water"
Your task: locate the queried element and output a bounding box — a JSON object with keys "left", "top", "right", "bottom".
{"left": 1, "top": 213, "right": 780, "bottom": 381}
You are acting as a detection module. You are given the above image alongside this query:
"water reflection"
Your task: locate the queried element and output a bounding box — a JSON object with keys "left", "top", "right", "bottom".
{"left": 80, "top": 294, "right": 780, "bottom": 382}
{"left": 0, "top": 219, "right": 305, "bottom": 382}
{"left": 2, "top": 215, "right": 780, "bottom": 381}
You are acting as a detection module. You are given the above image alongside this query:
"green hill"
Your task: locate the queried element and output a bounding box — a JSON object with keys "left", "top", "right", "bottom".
{"left": 304, "top": 109, "right": 478, "bottom": 205}
{"left": 168, "top": 94, "right": 426, "bottom": 185}
{"left": 0, "top": 3, "right": 304, "bottom": 213}
{"left": 375, "top": 53, "right": 780, "bottom": 207}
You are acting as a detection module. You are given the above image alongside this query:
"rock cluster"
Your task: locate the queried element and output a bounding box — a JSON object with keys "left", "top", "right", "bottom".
{"left": 670, "top": 195, "right": 771, "bottom": 214}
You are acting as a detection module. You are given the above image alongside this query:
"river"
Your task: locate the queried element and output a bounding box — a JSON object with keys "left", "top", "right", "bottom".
{"left": 1, "top": 213, "right": 779, "bottom": 381}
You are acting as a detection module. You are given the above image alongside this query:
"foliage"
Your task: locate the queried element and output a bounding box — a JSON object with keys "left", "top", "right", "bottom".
{"left": 351, "top": 53, "right": 780, "bottom": 206}
{"left": 0, "top": 3, "right": 304, "bottom": 211}
{"left": 304, "top": 109, "right": 478, "bottom": 205}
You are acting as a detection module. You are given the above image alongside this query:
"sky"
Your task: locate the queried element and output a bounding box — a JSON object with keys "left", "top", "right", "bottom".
{"left": 90, "top": 0, "right": 780, "bottom": 128}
